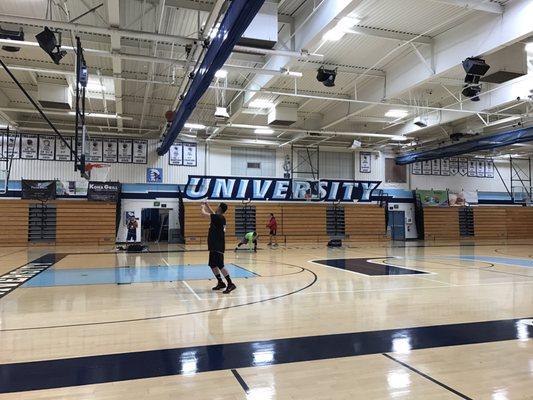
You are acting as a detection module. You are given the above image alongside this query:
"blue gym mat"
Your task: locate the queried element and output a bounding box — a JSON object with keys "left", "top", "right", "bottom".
{"left": 22, "top": 264, "right": 257, "bottom": 287}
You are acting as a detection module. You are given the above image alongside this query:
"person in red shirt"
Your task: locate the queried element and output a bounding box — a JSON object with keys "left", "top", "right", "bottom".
{"left": 266, "top": 213, "right": 278, "bottom": 247}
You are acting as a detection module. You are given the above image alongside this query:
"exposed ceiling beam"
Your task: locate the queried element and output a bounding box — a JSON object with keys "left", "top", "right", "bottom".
{"left": 347, "top": 26, "right": 433, "bottom": 45}
{"left": 428, "top": 0, "right": 504, "bottom": 14}
{"left": 106, "top": 0, "right": 123, "bottom": 131}
{"left": 158, "top": 0, "right": 294, "bottom": 24}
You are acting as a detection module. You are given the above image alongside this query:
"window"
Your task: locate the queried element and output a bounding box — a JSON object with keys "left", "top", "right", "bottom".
{"left": 385, "top": 158, "right": 407, "bottom": 183}
{"left": 247, "top": 162, "right": 261, "bottom": 169}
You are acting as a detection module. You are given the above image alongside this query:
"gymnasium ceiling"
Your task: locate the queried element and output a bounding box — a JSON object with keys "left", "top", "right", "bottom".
{"left": 0, "top": 0, "right": 531, "bottom": 158}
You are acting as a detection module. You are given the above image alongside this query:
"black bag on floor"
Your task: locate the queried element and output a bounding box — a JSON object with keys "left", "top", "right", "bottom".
{"left": 327, "top": 239, "right": 342, "bottom": 247}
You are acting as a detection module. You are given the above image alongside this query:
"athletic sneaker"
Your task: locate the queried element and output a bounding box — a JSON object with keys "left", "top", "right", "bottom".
{"left": 212, "top": 282, "right": 226, "bottom": 291}
{"left": 223, "top": 283, "right": 236, "bottom": 294}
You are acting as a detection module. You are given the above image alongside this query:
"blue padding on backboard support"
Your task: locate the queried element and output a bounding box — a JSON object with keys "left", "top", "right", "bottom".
{"left": 157, "top": 0, "right": 266, "bottom": 155}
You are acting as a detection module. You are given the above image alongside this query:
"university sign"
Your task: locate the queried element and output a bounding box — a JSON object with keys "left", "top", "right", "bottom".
{"left": 184, "top": 176, "right": 381, "bottom": 202}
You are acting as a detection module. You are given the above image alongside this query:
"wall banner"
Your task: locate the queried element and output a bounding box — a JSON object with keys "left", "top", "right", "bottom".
{"left": 132, "top": 140, "right": 148, "bottom": 164}
{"left": 440, "top": 158, "right": 450, "bottom": 176}
{"left": 102, "top": 138, "right": 118, "bottom": 163}
{"left": 182, "top": 142, "right": 197, "bottom": 166}
{"left": 55, "top": 137, "right": 72, "bottom": 161}
{"left": 476, "top": 160, "right": 485, "bottom": 177}
{"left": 422, "top": 160, "right": 432, "bottom": 175}
{"left": 359, "top": 152, "right": 371, "bottom": 173}
{"left": 411, "top": 162, "right": 422, "bottom": 175}
{"left": 184, "top": 176, "right": 382, "bottom": 202}
{"left": 87, "top": 181, "right": 121, "bottom": 202}
{"left": 485, "top": 160, "right": 494, "bottom": 178}
{"left": 38, "top": 135, "right": 56, "bottom": 160}
{"left": 118, "top": 139, "right": 133, "bottom": 163}
{"left": 468, "top": 160, "right": 477, "bottom": 177}
{"left": 88, "top": 139, "right": 103, "bottom": 162}
{"left": 20, "top": 134, "right": 38, "bottom": 159}
{"left": 169, "top": 143, "right": 183, "bottom": 166}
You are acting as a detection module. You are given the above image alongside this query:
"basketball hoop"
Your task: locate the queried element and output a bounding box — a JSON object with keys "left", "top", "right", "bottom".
{"left": 85, "top": 163, "right": 111, "bottom": 181}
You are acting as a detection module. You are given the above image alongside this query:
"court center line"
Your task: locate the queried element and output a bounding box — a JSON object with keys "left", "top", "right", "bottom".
{"left": 382, "top": 353, "right": 473, "bottom": 400}
{"left": 231, "top": 369, "right": 250, "bottom": 394}
{"left": 182, "top": 281, "right": 203, "bottom": 301}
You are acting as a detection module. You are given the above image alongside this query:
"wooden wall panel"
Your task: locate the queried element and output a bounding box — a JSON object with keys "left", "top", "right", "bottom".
{"left": 423, "top": 208, "right": 460, "bottom": 240}
{"left": 184, "top": 202, "right": 386, "bottom": 244}
{"left": 474, "top": 207, "right": 507, "bottom": 238}
{"left": 56, "top": 202, "right": 116, "bottom": 244}
{"left": 0, "top": 200, "right": 29, "bottom": 246}
{"left": 506, "top": 208, "right": 533, "bottom": 239}
{"left": 183, "top": 202, "right": 236, "bottom": 245}
{"left": 345, "top": 205, "right": 387, "bottom": 241}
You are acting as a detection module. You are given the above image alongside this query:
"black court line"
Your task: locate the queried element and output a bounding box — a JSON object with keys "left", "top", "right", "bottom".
{"left": 0, "top": 262, "right": 317, "bottom": 332}
{"left": 231, "top": 369, "right": 250, "bottom": 394}
{"left": 0, "top": 253, "right": 65, "bottom": 300}
{"left": 0, "top": 317, "right": 530, "bottom": 393}
{"left": 382, "top": 353, "right": 473, "bottom": 400}
{"left": 313, "top": 257, "right": 429, "bottom": 276}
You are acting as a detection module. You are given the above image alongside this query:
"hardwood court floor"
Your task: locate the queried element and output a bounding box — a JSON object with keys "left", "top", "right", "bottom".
{"left": 0, "top": 241, "right": 532, "bottom": 399}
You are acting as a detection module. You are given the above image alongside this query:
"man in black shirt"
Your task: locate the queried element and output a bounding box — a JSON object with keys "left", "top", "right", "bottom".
{"left": 201, "top": 201, "right": 236, "bottom": 294}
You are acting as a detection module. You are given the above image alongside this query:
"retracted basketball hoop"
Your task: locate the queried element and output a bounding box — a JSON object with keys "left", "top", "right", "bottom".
{"left": 85, "top": 163, "right": 111, "bottom": 181}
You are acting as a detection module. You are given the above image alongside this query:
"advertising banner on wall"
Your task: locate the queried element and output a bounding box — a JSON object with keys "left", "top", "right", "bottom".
{"left": 55, "top": 137, "right": 72, "bottom": 161}
{"left": 182, "top": 142, "right": 197, "bottom": 166}
{"left": 415, "top": 189, "right": 449, "bottom": 207}
{"left": 132, "top": 140, "right": 148, "bottom": 164}
{"left": 21, "top": 180, "right": 57, "bottom": 200}
{"left": 20, "top": 134, "right": 38, "bottom": 159}
{"left": 38, "top": 135, "right": 56, "bottom": 160}
{"left": 118, "top": 139, "right": 133, "bottom": 163}
{"left": 102, "top": 139, "right": 118, "bottom": 163}
{"left": 87, "top": 181, "right": 121, "bottom": 202}
{"left": 449, "top": 191, "right": 479, "bottom": 206}
{"left": 56, "top": 180, "right": 89, "bottom": 196}
{"left": 169, "top": 143, "right": 183, "bottom": 166}
{"left": 184, "top": 176, "right": 382, "bottom": 202}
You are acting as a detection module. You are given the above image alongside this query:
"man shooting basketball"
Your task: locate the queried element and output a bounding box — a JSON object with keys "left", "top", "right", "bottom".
{"left": 201, "top": 201, "right": 236, "bottom": 294}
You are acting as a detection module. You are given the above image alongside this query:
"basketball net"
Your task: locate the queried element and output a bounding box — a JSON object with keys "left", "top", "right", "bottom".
{"left": 85, "top": 163, "right": 111, "bottom": 181}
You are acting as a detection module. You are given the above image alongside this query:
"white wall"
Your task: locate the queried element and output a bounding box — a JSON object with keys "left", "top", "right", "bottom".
{"left": 409, "top": 159, "right": 513, "bottom": 193}
{"left": 6, "top": 137, "right": 528, "bottom": 196}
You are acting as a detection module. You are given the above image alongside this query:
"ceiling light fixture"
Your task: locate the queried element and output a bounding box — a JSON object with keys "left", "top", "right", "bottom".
{"left": 385, "top": 109, "right": 409, "bottom": 118}
{"left": 254, "top": 128, "right": 274, "bottom": 135}
{"left": 249, "top": 99, "right": 275, "bottom": 109}
{"left": 214, "top": 69, "right": 228, "bottom": 79}
{"left": 184, "top": 123, "right": 206, "bottom": 130}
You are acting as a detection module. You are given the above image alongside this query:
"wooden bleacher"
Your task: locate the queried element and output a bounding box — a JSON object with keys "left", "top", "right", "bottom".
{"left": 0, "top": 200, "right": 116, "bottom": 246}
{"left": 183, "top": 202, "right": 387, "bottom": 245}
{"left": 424, "top": 206, "right": 533, "bottom": 240}
{"left": 423, "top": 208, "right": 460, "bottom": 240}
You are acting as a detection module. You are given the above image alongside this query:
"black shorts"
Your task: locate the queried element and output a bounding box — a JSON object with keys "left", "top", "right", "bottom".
{"left": 208, "top": 251, "right": 224, "bottom": 268}
{"left": 269, "top": 230, "right": 277, "bottom": 236}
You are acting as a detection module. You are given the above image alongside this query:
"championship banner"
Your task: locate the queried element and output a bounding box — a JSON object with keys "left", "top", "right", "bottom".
{"left": 20, "top": 134, "right": 38, "bottom": 159}
{"left": 2, "top": 135, "right": 20, "bottom": 159}
{"left": 118, "top": 139, "right": 133, "bottom": 163}
{"left": 21, "top": 180, "right": 57, "bottom": 200}
{"left": 87, "top": 181, "right": 121, "bottom": 202}
{"left": 169, "top": 143, "right": 183, "bottom": 166}
{"left": 182, "top": 142, "right": 197, "bottom": 166}
{"left": 184, "top": 176, "right": 381, "bottom": 202}
{"left": 132, "top": 140, "right": 148, "bottom": 164}
{"left": 102, "top": 139, "right": 118, "bottom": 163}
{"left": 88, "top": 139, "right": 103, "bottom": 162}
{"left": 38, "top": 135, "right": 56, "bottom": 160}
{"left": 55, "top": 137, "right": 72, "bottom": 161}
{"left": 440, "top": 158, "right": 450, "bottom": 176}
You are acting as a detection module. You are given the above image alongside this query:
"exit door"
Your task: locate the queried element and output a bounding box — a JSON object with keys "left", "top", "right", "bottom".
{"left": 390, "top": 211, "right": 406, "bottom": 241}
